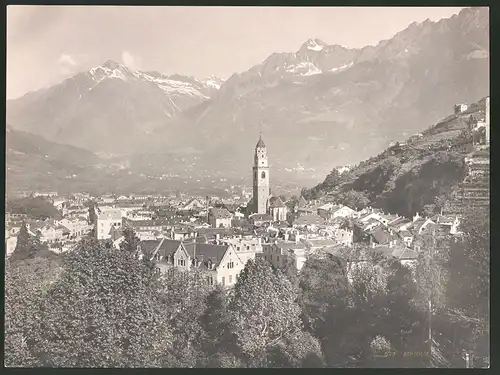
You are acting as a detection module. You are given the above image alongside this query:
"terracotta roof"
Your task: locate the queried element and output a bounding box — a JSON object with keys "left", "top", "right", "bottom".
{"left": 250, "top": 213, "right": 273, "bottom": 221}
{"left": 362, "top": 218, "right": 381, "bottom": 231}
{"left": 373, "top": 246, "right": 394, "bottom": 257}
{"left": 318, "top": 203, "right": 336, "bottom": 211}
{"left": 293, "top": 214, "right": 325, "bottom": 226}
{"left": 432, "top": 215, "right": 456, "bottom": 225}
{"left": 210, "top": 207, "right": 232, "bottom": 219}
{"left": 305, "top": 238, "right": 336, "bottom": 248}
{"left": 330, "top": 216, "right": 347, "bottom": 226}
{"left": 183, "top": 242, "right": 229, "bottom": 268}
{"left": 399, "top": 230, "right": 413, "bottom": 238}
{"left": 383, "top": 214, "right": 400, "bottom": 223}
{"left": 139, "top": 239, "right": 164, "bottom": 255}
{"left": 275, "top": 240, "right": 306, "bottom": 251}
{"left": 370, "top": 228, "right": 392, "bottom": 245}
{"left": 196, "top": 227, "right": 236, "bottom": 237}
{"left": 388, "top": 217, "right": 411, "bottom": 228}
{"left": 151, "top": 239, "right": 182, "bottom": 259}
{"left": 98, "top": 210, "right": 122, "bottom": 221}
{"left": 391, "top": 247, "right": 418, "bottom": 260}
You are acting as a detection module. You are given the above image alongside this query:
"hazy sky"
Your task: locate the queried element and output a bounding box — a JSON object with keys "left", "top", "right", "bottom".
{"left": 7, "top": 6, "right": 463, "bottom": 99}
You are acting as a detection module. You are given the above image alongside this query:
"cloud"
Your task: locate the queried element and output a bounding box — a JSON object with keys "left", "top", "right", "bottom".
{"left": 121, "top": 50, "right": 143, "bottom": 71}
{"left": 58, "top": 53, "right": 77, "bottom": 67}
{"left": 57, "top": 53, "right": 78, "bottom": 76}
{"left": 56, "top": 53, "right": 91, "bottom": 77}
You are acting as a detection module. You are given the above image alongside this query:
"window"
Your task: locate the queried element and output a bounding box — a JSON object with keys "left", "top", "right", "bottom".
{"left": 178, "top": 258, "right": 186, "bottom": 267}
{"left": 261, "top": 171, "right": 266, "bottom": 179}
{"left": 228, "top": 261, "right": 234, "bottom": 269}
{"left": 155, "top": 253, "right": 161, "bottom": 261}
{"left": 229, "top": 275, "right": 233, "bottom": 284}
{"left": 277, "top": 256, "right": 280, "bottom": 262}
{"left": 207, "top": 276, "right": 214, "bottom": 286}
{"left": 155, "top": 267, "right": 161, "bottom": 274}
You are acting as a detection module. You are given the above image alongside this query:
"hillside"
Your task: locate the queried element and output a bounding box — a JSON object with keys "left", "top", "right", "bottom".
{"left": 304, "top": 98, "right": 487, "bottom": 217}
{"left": 6, "top": 126, "right": 103, "bottom": 195}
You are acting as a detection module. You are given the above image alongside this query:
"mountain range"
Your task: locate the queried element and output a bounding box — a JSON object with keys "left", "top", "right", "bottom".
{"left": 6, "top": 7, "right": 489, "bottom": 192}
{"left": 7, "top": 60, "right": 224, "bottom": 152}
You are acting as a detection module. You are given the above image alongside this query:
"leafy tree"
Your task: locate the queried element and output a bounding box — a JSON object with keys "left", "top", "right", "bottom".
{"left": 199, "top": 285, "right": 238, "bottom": 366}
{"left": 337, "top": 190, "right": 370, "bottom": 210}
{"left": 382, "top": 262, "right": 429, "bottom": 366}
{"left": 160, "top": 268, "right": 211, "bottom": 367}
{"left": 30, "top": 242, "right": 171, "bottom": 367}
{"left": 339, "top": 217, "right": 354, "bottom": 230}
{"left": 301, "top": 187, "right": 312, "bottom": 201}
{"left": 298, "top": 254, "right": 349, "bottom": 334}
{"left": 280, "top": 256, "right": 300, "bottom": 290}
{"left": 7, "top": 197, "right": 61, "bottom": 220}
{"left": 86, "top": 201, "right": 97, "bottom": 225}
{"left": 323, "top": 168, "right": 340, "bottom": 187}
{"left": 119, "top": 227, "right": 140, "bottom": 255}
{"left": 444, "top": 205, "right": 489, "bottom": 366}
{"left": 228, "top": 258, "right": 323, "bottom": 367}
{"left": 10, "top": 222, "right": 40, "bottom": 262}
{"left": 284, "top": 195, "right": 299, "bottom": 213}
{"left": 5, "top": 257, "right": 63, "bottom": 367}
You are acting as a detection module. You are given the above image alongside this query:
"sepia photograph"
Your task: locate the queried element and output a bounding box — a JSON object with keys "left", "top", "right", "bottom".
{"left": 5, "top": 4, "right": 490, "bottom": 368}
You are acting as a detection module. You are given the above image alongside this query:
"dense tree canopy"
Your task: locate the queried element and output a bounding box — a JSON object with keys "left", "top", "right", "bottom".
{"left": 9, "top": 222, "right": 51, "bottom": 263}
{"left": 120, "top": 227, "right": 140, "bottom": 254}
{"left": 336, "top": 190, "right": 371, "bottom": 210}
{"left": 228, "top": 258, "right": 323, "bottom": 367}
{"left": 5, "top": 203, "right": 489, "bottom": 368}
{"left": 5, "top": 257, "right": 63, "bottom": 367}
{"left": 30, "top": 243, "right": 171, "bottom": 367}
{"left": 7, "top": 197, "right": 61, "bottom": 220}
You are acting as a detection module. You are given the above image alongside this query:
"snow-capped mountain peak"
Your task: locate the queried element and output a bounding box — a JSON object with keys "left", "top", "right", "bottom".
{"left": 89, "top": 60, "right": 132, "bottom": 83}
{"left": 202, "top": 75, "right": 225, "bottom": 90}
{"left": 102, "top": 59, "right": 125, "bottom": 70}
{"left": 86, "top": 62, "right": 223, "bottom": 99}
{"left": 302, "top": 38, "right": 327, "bottom": 52}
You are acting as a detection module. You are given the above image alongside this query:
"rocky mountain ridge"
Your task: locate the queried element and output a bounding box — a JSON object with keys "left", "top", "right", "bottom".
{"left": 6, "top": 7, "right": 489, "bottom": 185}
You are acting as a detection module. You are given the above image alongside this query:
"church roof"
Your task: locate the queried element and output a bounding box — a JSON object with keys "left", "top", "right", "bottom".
{"left": 270, "top": 197, "right": 286, "bottom": 208}
{"left": 298, "top": 196, "right": 308, "bottom": 208}
{"left": 256, "top": 134, "right": 266, "bottom": 148}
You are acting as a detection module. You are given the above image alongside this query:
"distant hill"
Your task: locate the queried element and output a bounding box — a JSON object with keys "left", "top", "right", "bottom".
{"left": 6, "top": 126, "right": 103, "bottom": 195}
{"left": 6, "top": 125, "right": 100, "bottom": 166}
{"left": 304, "top": 98, "right": 487, "bottom": 217}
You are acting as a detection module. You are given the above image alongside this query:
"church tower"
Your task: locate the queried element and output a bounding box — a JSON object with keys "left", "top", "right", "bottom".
{"left": 253, "top": 134, "right": 270, "bottom": 214}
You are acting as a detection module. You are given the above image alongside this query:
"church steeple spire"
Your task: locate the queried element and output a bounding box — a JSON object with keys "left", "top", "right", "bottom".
{"left": 256, "top": 133, "right": 266, "bottom": 148}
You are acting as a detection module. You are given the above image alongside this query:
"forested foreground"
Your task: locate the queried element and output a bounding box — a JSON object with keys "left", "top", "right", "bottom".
{"left": 5, "top": 206, "right": 489, "bottom": 368}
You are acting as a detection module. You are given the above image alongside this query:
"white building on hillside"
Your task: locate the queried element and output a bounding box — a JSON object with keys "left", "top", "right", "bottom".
{"left": 96, "top": 209, "right": 122, "bottom": 240}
